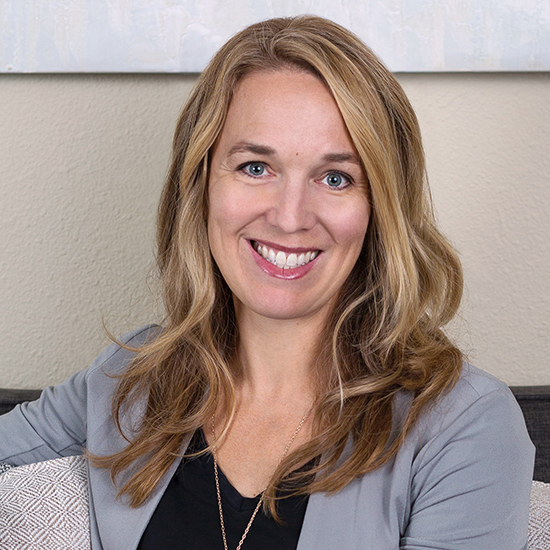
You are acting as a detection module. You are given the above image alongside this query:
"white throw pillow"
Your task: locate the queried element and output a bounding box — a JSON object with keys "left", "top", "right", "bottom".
{"left": 529, "top": 480, "right": 550, "bottom": 550}
{"left": 0, "top": 455, "right": 90, "bottom": 550}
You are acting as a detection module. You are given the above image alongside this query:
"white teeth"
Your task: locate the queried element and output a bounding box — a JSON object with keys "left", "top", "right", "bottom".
{"left": 253, "top": 241, "right": 320, "bottom": 269}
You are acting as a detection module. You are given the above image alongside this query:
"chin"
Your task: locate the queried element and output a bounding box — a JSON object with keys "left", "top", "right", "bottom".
{"left": 238, "top": 294, "right": 331, "bottom": 323}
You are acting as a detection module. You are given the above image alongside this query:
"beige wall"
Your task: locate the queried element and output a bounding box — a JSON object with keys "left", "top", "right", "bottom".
{"left": 0, "top": 72, "right": 548, "bottom": 388}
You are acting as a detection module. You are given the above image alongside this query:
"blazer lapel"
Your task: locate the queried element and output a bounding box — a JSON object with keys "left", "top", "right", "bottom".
{"left": 88, "top": 429, "right": 192, "bottom": 550}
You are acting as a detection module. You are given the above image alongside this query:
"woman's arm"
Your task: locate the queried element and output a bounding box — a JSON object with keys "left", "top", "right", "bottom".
{"left": 0, "top": 368, "right": 90, "bottom": 465}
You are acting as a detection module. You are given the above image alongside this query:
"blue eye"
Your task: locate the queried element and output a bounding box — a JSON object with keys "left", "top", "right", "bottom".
{"left": 323, "top": 172, "right": 351, "bottom": 189}
{"left": 242, "top": 163, "right": 266, "bottom": 177}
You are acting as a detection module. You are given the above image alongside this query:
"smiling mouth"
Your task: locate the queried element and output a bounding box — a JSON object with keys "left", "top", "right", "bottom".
{"left": 251, "top": 241, "right": 320, "bottom": 269}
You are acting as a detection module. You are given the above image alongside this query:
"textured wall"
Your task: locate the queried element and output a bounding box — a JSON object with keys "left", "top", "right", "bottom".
{"left": 401, "top": 73, "right": 550, "bottom": 385}
{"left": 0, "top": 72, "right": 548, "bottom": 388}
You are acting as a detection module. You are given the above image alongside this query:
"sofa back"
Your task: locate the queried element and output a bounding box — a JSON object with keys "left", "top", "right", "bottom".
{"left": 2, "top": 386, "right": 549, "bottom": 481}
{"left": 510, "top": 386, "right": 550, "bottom": 483}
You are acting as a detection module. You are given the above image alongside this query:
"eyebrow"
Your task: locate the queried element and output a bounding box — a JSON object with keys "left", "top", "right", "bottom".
{"left": 321, "top": 152, "right": 362, "bottom": 166}
{"left": 227, "top": 142, "right": 276, "bottom": 157}
{"left": 227, "top": 141, "right": 362, "bottom": 166}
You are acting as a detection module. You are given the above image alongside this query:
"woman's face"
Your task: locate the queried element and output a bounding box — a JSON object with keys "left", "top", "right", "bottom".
{"left": 207, "top": 69, "right": 370, "bottom": 324}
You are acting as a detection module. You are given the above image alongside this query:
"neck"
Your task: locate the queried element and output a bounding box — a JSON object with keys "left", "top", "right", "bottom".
{"left": 232, "top": 307, "right": 327, "bottom": 406}
{"left": 208, "top": 305, "right": 325, "bottom": 498}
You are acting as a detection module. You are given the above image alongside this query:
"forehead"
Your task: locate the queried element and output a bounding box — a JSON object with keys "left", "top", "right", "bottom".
{"left": 214, "top": 69, "right": 357, "bottom": 159}
{"left": 229, "top": 68, "right": 335, "bottom": 118}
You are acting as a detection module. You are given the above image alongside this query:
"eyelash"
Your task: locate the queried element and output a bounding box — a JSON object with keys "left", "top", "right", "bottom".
{"left": 238, "top": 162, "right": 353, "bottom": 190}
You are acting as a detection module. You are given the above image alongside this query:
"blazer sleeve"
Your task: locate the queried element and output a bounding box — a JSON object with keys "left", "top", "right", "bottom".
{"left": 0, "top": 325, "right": 157, "bottom": 466}
{"left": 400, "top": 385, "right": 535, "bottom": 550}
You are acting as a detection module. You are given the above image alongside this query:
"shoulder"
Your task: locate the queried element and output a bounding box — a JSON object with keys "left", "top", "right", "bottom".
{"left": 393, "top": 362, "right": 525, "bottom": 444}
{"left": 421, "top": 363, "right": 524, "bottom": 434}
{"left": 84, "top": 323, "right": 162, "bottom": 404}
{"left": 82, "top": 324, "right": 163, "bottom": 397}
{"left": 451, "top": 362, "right": 515, "bottom": 401}
{"left": 87, "top": 324, "right": 162, "bottom": 379}
{"left": 400, "top": 362, "right": 534, "bottom": 485}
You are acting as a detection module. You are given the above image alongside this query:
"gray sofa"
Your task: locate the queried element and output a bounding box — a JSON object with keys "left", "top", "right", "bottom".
{"left": 1, "top": 386, "right": 550, "bottom": 549}
{"left": 510, "top": 386, "right": 550, "bottom": 482}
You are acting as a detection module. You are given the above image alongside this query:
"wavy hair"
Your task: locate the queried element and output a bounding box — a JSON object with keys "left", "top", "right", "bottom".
{"left": 91, "top": 15, "right": 463, "bottom": 513}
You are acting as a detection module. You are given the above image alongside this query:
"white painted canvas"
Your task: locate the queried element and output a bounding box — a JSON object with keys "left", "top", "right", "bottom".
{"left": 1, "top": 0, "right": 549, "bottom": 73}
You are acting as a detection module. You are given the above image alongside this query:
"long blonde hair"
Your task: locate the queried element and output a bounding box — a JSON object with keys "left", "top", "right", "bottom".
{"left": 92, "top": 15, "right": 463, "bottom": 513}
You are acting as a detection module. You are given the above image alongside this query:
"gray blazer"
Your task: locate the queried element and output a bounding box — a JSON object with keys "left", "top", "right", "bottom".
{"left": 0, "top": 326, "right": 535, "bottom": 550}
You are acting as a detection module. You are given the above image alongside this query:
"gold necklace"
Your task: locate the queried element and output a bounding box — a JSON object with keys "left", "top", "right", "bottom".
{"left": 210, "top": 405, "right": 313, "bottom": 550}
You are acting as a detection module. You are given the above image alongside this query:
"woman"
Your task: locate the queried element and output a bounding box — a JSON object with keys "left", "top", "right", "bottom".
{"left": 0, "top": 15, "right": 534, "bottom": 550}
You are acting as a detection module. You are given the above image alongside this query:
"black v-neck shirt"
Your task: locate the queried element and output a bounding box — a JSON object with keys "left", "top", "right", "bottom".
{"left": 137, "top": 430, "right": 310, "bottom": 549}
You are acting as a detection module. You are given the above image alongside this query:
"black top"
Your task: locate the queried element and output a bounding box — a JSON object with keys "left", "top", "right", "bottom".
{"left": 138, "top": 430, "right": 310, "bottom": 550}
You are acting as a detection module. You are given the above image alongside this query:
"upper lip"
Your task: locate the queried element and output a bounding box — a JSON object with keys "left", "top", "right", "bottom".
{"left": 250, "top": 239, "right": 321, "bottom": 254}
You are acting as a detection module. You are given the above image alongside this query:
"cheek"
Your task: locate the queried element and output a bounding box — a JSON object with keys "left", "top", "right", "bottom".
{"left": 207, "top": 185, "right": 228, "bottom": 259}
{"left": 208, "top": 183, "right": 238, "bottom": 244}
{"left": 331, "top": 201, "right": 371, "bottom": 250}
{"left": 208, "top": 182, "right": 266, "bottom": 236}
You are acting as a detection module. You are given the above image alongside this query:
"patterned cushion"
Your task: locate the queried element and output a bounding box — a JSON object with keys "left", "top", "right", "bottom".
{"left": 530, "top": 480, "right": 550, "bottom": 549}
{"left": 0, "top": 461, "right": 12, "bottom": 475}
{"left": 0, "top": 455, "right": 90, "bottom": 549}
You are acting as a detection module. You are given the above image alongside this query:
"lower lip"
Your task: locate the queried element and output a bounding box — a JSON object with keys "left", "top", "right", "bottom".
{"left": 249, "top": 242, "right": 320, "bottom": 280}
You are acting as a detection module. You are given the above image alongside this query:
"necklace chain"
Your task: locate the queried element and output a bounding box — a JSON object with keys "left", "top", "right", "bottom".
{"left": 211, "top": 405, "right": 313, "bottom": 550}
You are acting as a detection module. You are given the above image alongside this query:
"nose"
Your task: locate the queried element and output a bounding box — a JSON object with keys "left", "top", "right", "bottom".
{"left": 265, "top": 177, "right": 316, "bottom": 233}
